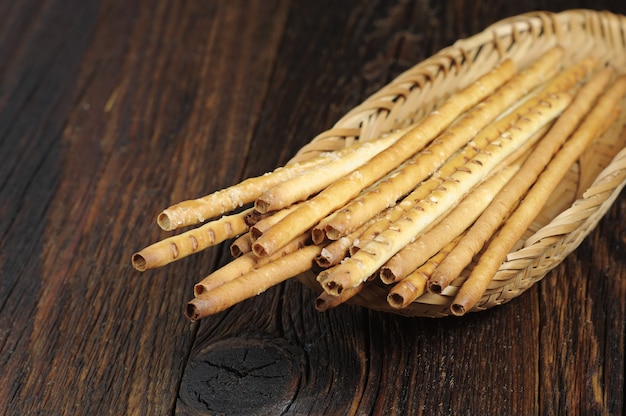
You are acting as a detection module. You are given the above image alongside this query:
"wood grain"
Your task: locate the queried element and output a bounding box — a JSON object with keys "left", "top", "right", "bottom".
{"left": 0, "top": 0, "right": 624, "bottom": 415}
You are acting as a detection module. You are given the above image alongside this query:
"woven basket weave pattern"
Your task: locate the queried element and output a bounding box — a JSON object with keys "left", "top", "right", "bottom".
{"left": 291, "top": 10, "right": 626, "bottom": 317}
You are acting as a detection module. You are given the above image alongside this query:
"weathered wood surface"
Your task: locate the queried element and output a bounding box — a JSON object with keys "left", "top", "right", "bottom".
{"left": 1, "top": 1, "right": 624, "bottom": 415}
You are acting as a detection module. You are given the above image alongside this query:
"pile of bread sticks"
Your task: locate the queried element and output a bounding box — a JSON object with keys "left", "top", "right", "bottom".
{"left": 132, "top": 46, "right": 626, "bottom": 320}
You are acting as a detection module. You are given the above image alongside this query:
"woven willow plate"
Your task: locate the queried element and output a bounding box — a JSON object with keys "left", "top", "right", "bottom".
{"left": 291, "top": 9, "right": 626, "bottom": 317}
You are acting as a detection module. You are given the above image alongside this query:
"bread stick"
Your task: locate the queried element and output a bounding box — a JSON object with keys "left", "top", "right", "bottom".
{"left": 194, "top": 232, "right": 311, "bottom": 295}
{"left": 319, "top": 48, "right": 562, "bottom": 241}
{"left": 186, "top": 245, "right": 322, "bottom": 320}
{"left": 315, "top": 283, "right": 367, "bottom": 312}
{"left": 450, "top": 74, "right": 626, "bottom": 316}
{"left": 431, "top": 68, "right": 614, "bottom": 294}
{"left": 249, "top": 203, "right": 300, "bottom": 241}
{"left": 132, "top": 208, "right": 252, "bottom": 271}
{"left": 387, "top": 236, "right": 462, "bottom": 309}
{"left": 318, "top": 92, "right": 572, "bottom": 295}
{"left": 157, "top": 138, "right": 384, "bottom": 230}
{"left": 379, "top": 157, "right": 522, "bottom": 285}
{"left": 255, "top": 126, "right": 410, "bottom": 213}
{"left": 251, "top": 59, "right": 516, "bottom": 257}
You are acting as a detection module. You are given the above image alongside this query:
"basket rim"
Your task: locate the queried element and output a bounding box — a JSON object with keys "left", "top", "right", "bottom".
{"left": 296, "top": 9, "right": 626, "bottom": 154}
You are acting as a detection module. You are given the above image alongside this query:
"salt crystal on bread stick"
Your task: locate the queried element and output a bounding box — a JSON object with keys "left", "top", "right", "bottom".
{"left": 318, "top": 92, "right": 572, "bottom": 295}
{"left": 317, "top": 48, "right": 563, "bottom": 242}
{"left": 387, "top": 236, "right": 462, "bottom": 309}
{"left": 156, "top": 138, "right": 379, "bottom": 231}
{"left": 430, "top": 67, "right": 615, "bottom": 295}
{"left": 450, "top": 73, "right": 626, "bottom": 316}
{"left": 254, "top": 126, "right": 411, "bottom": 213}
{"left": 186, "top": 245, "right": 322, "bottom": 320}
{"left": 252, "top": 59, "right": 517, "bottom": 257}
{"left": 194, "top": 232, "right": 311, "bottom": 295}
{"left": 131, "top": 208, "right": 252, "bottom": 271}
{"left": 379, "top": 156, "right": 524, "bottom": 285}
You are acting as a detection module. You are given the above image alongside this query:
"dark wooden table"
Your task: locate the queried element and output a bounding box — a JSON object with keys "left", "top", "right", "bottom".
{"left": 2, "top": 1, "right": 625, "bottom": 414}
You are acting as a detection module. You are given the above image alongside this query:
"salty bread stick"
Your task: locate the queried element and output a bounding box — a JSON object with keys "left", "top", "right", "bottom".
{"left": 186, "top": 245, "right": 322, "bottom": 320}
{"left": 252, "top": 60, "right": 517, "bottom": 257}
{"left": 387, "top": 236, "right": 462, "bottom": 309}
{"left": 255, "top": 126, "right": 410, "bottom": 213}
{"left": 194, "top": 232, "right": 311, "bottom": 295}
{"left": 132, "top": 208, "right": 252, "bottom": 271}
{"left": 318, "top": 92, "right": 572, "bottom": 295}
{"left": 346, "top": 56, "right": 594, "bottom": 252}
{"left": 450, "top": 74, "right": 626, "bottom": 316}
{"left": 319, "top": 48, "right": 562, "bottom": 241}
{"left": 350, "top": 119, "right": 547, "bottom": 255}
{"left": 157, "top": 138, "right": 382, "bottom": 230}
{"left": 379, "top": 157, "right": 522, "bottom": 284}
{"left": 430, "top": 67, "right": 615, "bottom": 294}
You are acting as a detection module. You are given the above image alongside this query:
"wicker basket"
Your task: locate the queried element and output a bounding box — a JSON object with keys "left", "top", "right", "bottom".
{"left": 291, "top": 9, "right": 626, "bottom": 317}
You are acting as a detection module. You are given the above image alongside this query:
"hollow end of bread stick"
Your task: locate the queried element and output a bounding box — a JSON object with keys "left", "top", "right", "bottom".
{"left": 379, "top": 266, "right": 400, "bottom": 285}
{"left": 185, "top": 291, "right": 242, "bottom": 320}
{"left": 131, "top": 252, "right": 148, "bottom": 271}
{"left": 157, "top": 212, "right": 173, "bottom": 231}
{"left": 428, "top": 282, "right": 443, "bottom": 294}
{"left": 315, "top": 239, "right": 351, "bottom": 267}
{"left": 314, "top": 293, "right": 346, "bottom": 311}
{"left": 254, "top": 198, "right": 272, "bottom": 214}
{"left": 387, "top": 292, "right": 409, "bottom": 309}
{"left": 249, "top": 225, "right": 263, "bottom": 241}
{"left": 244, "top": 210, "right": 269, "bottom": 226}
{"left": 315, "top": 248, "right": 334, "bottom": 268}
{"left": 230, "top": 246, "right": 243, "bottom": 258}
{"left": 324, "top": 223, "right": 347, "bottom": 241}
{"left": 450, "top": 303, "right": 467, "bottom": 316}
{"left": 314, "top": 292, "right": 338, "bottom": 312}
{"left": 323, "top": 280, "right": 344, "bottom": 295}
{"left": 230, "top": 235, "right": 252, "bottom": 258}
{"left": 322, "top": 267, "right": 372, "bottom": 295}
{"left": 194, "top": 283, "right": 207, "bottom": 296}
{"left": 185, "top": 300, "right": 204, "bottom": 321}
{"left": 387, "top": 277, "right": 427, "bottom": 308}
{"left": 252, "top": 240, "right": 271, "bottom": 257}
{"left": 131, "top": 241, "right": 181, "bottom": 271}
{"left": 311, "top": 227, "right": 327, "bottom": 245}
{"left": 316, "top": 283, "right": 365, "bottom": 311}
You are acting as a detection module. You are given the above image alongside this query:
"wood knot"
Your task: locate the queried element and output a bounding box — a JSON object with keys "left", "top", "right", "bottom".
{"left": 177, "top": 337, "right": 301, "bottom": 415}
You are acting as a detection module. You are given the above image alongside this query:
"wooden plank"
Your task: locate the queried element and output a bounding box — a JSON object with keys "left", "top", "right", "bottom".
{"left": 0, "top": 0, "right": 624, "bottom": 415}
{"left": 0, "top": 0, "right": 103, "bottom": 410}
{"left": 0, "top": 0, "right": 290, "bottom": 414}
